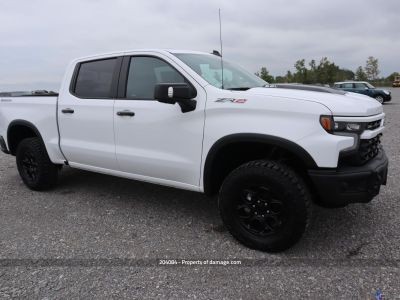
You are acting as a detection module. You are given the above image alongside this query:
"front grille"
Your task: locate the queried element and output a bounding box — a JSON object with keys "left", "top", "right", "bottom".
{"left": 339, "top": 134, "right": 382, "bottom": 166}
{"left": 366, "top": 120, "right": 381, "bottom": 130}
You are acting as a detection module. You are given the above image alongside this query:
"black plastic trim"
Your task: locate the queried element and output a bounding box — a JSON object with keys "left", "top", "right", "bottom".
{"left": 309, "top": 150, "right": 388, "bottom": 206}
{"left": 203, "top": 133, "right": 318, "bottom": 194}
{"left": 7, "top": 120, "right": 46, "bottom": 155}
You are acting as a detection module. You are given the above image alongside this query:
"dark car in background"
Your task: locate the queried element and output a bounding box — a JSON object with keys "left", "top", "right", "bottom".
{"left": 333, "top": 81, "right": 391, "bottom": 103}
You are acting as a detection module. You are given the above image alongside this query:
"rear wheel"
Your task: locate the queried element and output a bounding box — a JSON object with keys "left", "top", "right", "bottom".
{"left": 218, "top": 160, "right": 311, "bottom": 252}
{"left": 16, "top": 137, "right": 59, "bottom": 190}
{"left": 375, "top": 95, "right": 384, "bottom": 103}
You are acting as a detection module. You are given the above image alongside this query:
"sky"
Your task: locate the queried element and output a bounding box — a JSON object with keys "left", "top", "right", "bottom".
{"left": 0, "top": 0, "right": 399, "bottom": 91}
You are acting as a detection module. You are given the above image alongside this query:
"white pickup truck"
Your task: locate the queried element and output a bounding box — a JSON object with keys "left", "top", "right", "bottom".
{"left": 0, "top": 49, "right": 388, "bottom": 252}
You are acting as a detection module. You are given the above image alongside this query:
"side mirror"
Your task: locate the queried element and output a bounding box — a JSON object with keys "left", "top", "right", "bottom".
{"left": 154, "top": 83, "right": 197, "bottom": 113}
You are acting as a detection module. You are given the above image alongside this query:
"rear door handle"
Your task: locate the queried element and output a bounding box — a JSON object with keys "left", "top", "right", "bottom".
{"left": 117, "top": 110, "right": 135, "bottom": 117}
{"left": 61, "top": 108, "right": 74, "bottom": 114}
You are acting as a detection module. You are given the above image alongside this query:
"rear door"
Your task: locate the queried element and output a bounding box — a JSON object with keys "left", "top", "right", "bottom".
{"left": 58, "top": 57, "right": 122, "bottom": 170}
{"left": 113, "top": 54, "right": 206, "bottom": 188}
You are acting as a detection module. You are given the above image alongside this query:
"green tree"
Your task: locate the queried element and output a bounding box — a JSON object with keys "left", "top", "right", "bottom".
{"left": 336, "top": 69, "right": 355, "bottom": 82}
{"left": 294, "top": 59, "right": 307, "bottom": 83}
{"left": 286, "top": 70, "right": 293, "bottom": 83}
{"left": 386, "top": 72, "right": 400, "bottom": 82}
{"left": 307, "top": 59, "right": 317, "bottom": 83}
{"left": 365, "top": 56, "right": 380, "bottom": 81}
{"left": 256, "top": 67, "right": 274, "bottom": 83}
{"left": 315, "top": 57, "right": 339, "bottom": 84}
{"left": 355, "top": 66, "right": 368, "bottom": 81}
{"left": 275, "top": 76, "right": 286, "bottom": 83}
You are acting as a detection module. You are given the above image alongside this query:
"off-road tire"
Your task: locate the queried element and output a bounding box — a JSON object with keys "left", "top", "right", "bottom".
{"left": 16, "top": 137, "right": 58, "bottom": 190}
{"left": 218, "top": 160, "right": 312, "bottom": 252}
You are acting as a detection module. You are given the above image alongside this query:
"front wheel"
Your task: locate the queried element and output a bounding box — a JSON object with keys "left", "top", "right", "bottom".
{"left": 375, "top": 95, "right": 384, "bottom": 104}
{"left": 16, "top": 137, "right": 59, "bottom": 190}
{"left": 218, "top": 160, "right": 311, "bottom": 252}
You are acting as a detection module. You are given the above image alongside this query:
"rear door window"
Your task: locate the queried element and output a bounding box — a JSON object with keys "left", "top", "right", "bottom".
{"left": 73, "top": 58, "right": 117, "bottom": 98}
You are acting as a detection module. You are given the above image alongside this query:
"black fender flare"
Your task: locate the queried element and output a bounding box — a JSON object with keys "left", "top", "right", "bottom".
{"left": 7, "top": 120, "right": 45, "bottom": 155}
{"left": 203, "top": 133, "right": 317, "bottom": 194}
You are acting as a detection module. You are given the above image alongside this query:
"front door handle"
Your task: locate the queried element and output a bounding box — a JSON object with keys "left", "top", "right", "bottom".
{"left": 117, "top": 110, "right": 135, "bottom": 117}
{"left": 61, "top": 108, "right": 74, "bottom": 114}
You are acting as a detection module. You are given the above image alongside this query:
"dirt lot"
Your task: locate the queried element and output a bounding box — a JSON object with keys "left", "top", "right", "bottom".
{"left": 0, "top": 89, "right": 399, "bottom": 299}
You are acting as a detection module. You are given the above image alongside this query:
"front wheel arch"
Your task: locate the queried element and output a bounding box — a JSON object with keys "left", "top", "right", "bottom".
{"left": 203, "top": 134, "right": 317, "bottom": 195}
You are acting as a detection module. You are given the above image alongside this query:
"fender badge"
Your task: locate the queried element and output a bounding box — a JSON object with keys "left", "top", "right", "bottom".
{"left": 215, "top": 98, "right": 247, "bottom": 104}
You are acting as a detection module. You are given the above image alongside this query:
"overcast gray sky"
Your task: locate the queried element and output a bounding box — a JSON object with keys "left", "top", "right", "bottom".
{"left": 0, "top": 0, "right": 398, "bottom": 91}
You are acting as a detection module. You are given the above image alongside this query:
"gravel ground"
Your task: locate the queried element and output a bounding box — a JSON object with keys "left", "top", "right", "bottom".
{"left": 1, "top": 89, "right": 399, "bottom": 299}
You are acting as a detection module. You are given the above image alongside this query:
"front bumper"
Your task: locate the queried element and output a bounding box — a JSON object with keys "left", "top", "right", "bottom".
{"left": 384, "top": 94, "right": 392, "bottom": 102}
{"left": 308, "top": 150, "right": 388, "bottom": 207}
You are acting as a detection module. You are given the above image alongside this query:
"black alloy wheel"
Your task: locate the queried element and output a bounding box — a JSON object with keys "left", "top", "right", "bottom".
{"left": 218, "top": 160, "right": 311, "bottom": 252}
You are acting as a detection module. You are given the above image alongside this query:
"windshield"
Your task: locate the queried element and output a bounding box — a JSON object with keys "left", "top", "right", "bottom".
{"left": 173, "top": 53, "right": 266, "bottom": 90}
{"left": 365, "top": 82, "right": 375, "bottom": 89}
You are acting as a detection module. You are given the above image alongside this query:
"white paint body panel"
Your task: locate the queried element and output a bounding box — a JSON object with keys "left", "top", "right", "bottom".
{"left": 0, "top": 49, "right": 385, "bottom": 193}
{"left": 0, "top": 97, "right": 64, "bottom": 164}
{"left": 58, "top": 97, "right": 117, "bottom": 170}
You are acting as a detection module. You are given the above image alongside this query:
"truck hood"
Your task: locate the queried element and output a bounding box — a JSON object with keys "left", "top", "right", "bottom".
{"left": 248, "top": 87, "right": 383, "bottom": 116}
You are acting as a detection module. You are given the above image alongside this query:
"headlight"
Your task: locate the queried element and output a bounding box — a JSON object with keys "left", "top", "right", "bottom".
{"left": 334, "top": 121, "right": 362, "bottom": 132}
{"left": 383, "top": 90, "right": 390, "bottom": 95}
{"left": 320, "top": 115, "right": 362, "bottom": 134}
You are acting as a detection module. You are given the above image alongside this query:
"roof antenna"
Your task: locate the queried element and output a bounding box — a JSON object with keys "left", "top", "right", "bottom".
{"left": 218, "top": 8, "right": 224, "bottom": 89}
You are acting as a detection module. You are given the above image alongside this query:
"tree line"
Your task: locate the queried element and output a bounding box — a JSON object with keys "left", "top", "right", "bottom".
{"left": 256, "top": 56, "right": 399, "bottom": 86}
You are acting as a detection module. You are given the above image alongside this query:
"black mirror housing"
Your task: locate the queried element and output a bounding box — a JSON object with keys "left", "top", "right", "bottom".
{"left": 154, "top": 83, "right": 197, "bottom": 113}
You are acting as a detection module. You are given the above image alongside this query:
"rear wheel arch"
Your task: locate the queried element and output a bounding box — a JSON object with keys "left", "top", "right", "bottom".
{"left": 203, "top": 134, "right": 317, "bottom": 195}
{"left": 7, "top": 120, "right": 45, "bottom": 155}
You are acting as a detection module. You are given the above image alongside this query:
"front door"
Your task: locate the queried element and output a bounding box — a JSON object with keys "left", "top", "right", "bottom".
{"left": 113, "top": 55, "right": 206, "bottom": 188}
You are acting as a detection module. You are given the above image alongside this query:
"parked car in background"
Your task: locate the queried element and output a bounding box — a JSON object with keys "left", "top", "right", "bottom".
{"left": 393, "top": 76, "right": 400, "bottom": 88}
{"left": 333, "top": 81, "right": 391, "bottom": 103}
